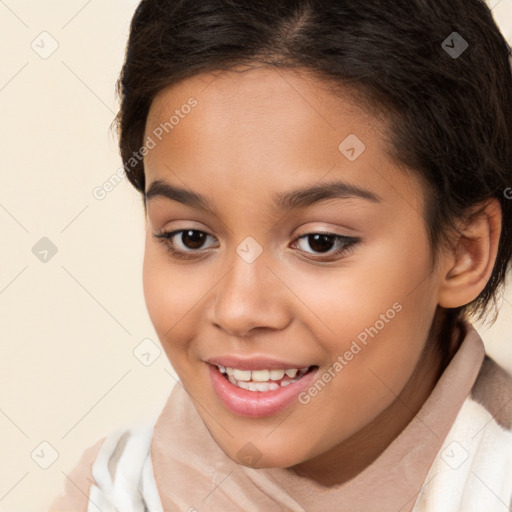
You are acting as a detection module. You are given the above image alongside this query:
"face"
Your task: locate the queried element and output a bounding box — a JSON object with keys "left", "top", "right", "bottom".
{"left": 142, "top": 66, "right": 444, "bottom": 473}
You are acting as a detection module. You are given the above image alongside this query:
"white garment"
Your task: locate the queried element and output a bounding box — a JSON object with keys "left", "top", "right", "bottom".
{"left": 85, "top": 393, "right": 512, "bottom": 512}
{"left": 413, "top": 397, "right": 512, "bottom": 511}
{"left": 87, "top": 423, "right": 164, "bottom": 512}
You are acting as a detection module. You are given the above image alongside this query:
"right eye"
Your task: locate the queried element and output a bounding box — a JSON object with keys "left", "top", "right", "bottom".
{"left": 153, "top": 229, "right": 217, "bottom": 259}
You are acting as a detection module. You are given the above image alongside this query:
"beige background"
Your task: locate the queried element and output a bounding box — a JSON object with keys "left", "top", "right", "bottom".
{"left": 0, "top": 1, "right": 511, "bottom": 510}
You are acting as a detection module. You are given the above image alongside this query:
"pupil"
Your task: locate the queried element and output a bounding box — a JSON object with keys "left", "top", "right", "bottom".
{"left": 309, "top": 234, "right": 334, "bottom": 253}
{"left": 183, "top": 230, "right": 205, "bottom": 249}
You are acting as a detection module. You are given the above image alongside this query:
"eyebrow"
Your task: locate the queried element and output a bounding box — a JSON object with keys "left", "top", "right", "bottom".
{"left": 145, "top": 178, "right": 381, "bottom": 212}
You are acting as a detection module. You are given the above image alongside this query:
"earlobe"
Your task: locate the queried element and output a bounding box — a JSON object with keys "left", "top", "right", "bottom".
{"left": 438, "top": 198, "right": 502, "bottom": 309}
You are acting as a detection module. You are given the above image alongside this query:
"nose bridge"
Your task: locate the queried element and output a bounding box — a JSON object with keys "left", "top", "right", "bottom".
{"left": 212, "top": 235, "right": 289, "bottom": 335}
{"left": 219, "top": 235, "right": 270, "bottom": 308}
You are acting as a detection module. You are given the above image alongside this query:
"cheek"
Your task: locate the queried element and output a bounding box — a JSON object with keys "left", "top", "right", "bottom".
{"left": 142, "top": 240, "right": 202, "bottom": 356}
{"left": 282, "top": 230, "right": 437, "bottom": 407}
{"left": 285, "top": 231, "right": 435, "bottom": 346}
{"left": 143, "top": 242, "right": 173, "bottom": 331}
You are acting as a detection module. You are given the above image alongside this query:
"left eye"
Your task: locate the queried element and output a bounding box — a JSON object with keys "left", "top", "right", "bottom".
{"left": 153, "top": 229, "right": 359, "bottom": 260}
{"left": 291, "top": 232, "right": 358, "bottom": 257}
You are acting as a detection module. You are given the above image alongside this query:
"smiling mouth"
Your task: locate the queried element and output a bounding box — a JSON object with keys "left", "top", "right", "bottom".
{"left": 215, "top": 364, "right": 318, "bottom": 392}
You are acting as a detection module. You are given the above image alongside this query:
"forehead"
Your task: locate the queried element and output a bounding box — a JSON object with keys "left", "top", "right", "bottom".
{"left": 145, "top": 66, "right": 379, "bottom": 146}
{"left": 143, "top": 66, "right": 422, "bottom": 214}
{"left": 148, "top": 66, "right": 367, "bottom": 116}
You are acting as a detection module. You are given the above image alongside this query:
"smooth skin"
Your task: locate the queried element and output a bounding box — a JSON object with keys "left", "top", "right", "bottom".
{"left": 141, "top": 66, "right": 501, "bottom": 485}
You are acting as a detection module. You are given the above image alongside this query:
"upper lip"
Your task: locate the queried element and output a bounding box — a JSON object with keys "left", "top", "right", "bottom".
{"left": 206, "top": 355, "right": 314, "bottom": 371}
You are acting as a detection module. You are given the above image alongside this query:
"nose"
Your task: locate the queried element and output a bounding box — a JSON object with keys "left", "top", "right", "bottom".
{"left": 209, "top": 248, "right": 292, "bottom": 337}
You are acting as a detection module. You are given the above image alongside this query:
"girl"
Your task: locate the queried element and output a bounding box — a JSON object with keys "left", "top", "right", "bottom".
{"left": 50, "top": 0, "right": 512, "bottom": 510}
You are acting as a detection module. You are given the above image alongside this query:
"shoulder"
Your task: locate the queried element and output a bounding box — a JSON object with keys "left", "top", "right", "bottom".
{"left": 48, "top": 435, "right": 107, "bottom": 512}
{"left": 470, "top": 353, "right": 512, "bottom": 431}
{"left": 48, "top": 422, "right": 156, "bottom": 512}
{"left": 412, "top": 356, "right": 512, "bottom": 510}
{"left": 89, "top": 423, "right": 164, "bottom": 511}
{"left": 89, "top": 422, "right": 155, "bottom": 492}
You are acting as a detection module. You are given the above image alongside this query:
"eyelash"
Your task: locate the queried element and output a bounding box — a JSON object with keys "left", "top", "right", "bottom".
{"left": 153, "top": 229, "right": 360, "bottom": 262}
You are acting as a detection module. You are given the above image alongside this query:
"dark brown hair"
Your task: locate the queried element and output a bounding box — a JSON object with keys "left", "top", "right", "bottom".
{"left": 112, "top": 0, "right": 512, "bottom": 329}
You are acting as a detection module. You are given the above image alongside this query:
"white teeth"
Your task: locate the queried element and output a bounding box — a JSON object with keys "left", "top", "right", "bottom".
{"left": 255, "top": 381, "right": 280, "bottom": 391}
{"left": 270, "top": 369, "right": 285, "bottom": 380}
{"left": 235, "top": 381, "right": 281, "bottom": 391}
{"left": 233, "top": 369, "right": 252, "bottom": 381}
{"left": 219, "top": 365, "right": 313, "bottom": 392}
{"left": 218, "top": 365, "right": 309, "bottom": 382}
{"left": 251, "top": 369, "right": 270, "bottom": 382}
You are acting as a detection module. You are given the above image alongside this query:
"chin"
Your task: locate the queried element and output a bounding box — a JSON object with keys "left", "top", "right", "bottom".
{"left": 229, "top": 446, "right": 304, "bottom": 470}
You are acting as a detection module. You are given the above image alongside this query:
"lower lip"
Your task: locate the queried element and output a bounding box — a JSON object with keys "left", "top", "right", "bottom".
{"left": 208, "top": 363, "right": 319, "bottom": 418}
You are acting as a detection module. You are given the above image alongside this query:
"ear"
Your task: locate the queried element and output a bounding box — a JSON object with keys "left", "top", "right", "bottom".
{"left": 437, "top": 198, "right": 502, "bottom": 309}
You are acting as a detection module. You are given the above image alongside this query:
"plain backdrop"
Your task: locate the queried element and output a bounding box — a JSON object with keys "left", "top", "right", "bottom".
{"left": 0, "top": 1, "right": 511, "bottom": 510}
